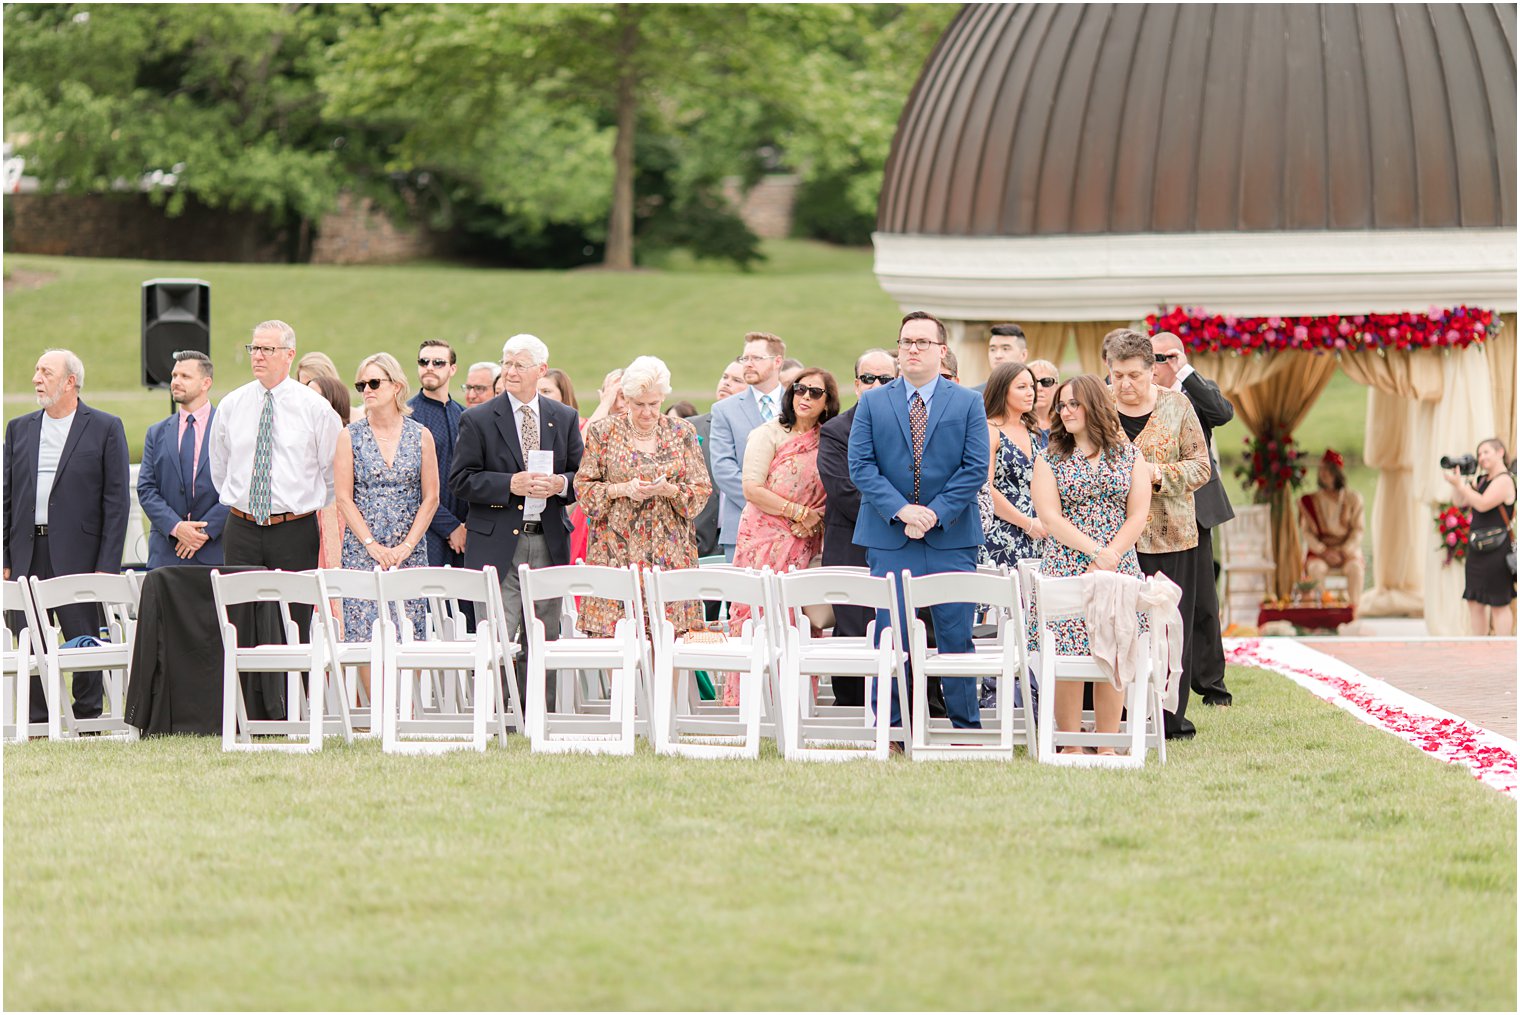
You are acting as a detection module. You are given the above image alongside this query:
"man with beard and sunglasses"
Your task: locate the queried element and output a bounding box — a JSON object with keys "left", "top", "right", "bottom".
{"left": 409, "top": 339, "right": 468, "bottom": 567}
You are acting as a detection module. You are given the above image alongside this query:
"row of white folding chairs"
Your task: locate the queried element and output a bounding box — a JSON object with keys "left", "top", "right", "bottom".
{"left": 209, "top": 565, "right": 519, "bottom": 754}
{"left": 515, "top": 562, "right": 1062, "bottom": 762}
{"left": 3, "top": 573, "right": 141, "bottom": 742}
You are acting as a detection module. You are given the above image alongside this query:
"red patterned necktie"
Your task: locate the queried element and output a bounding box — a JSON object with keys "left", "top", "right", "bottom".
{"left": 909, "top": 391, "right": 926, "bottom": 503}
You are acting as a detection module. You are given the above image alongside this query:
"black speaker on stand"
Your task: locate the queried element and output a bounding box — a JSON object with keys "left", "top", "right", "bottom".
{"left": 142, "top": 279, "right": 210, "bottom": 413}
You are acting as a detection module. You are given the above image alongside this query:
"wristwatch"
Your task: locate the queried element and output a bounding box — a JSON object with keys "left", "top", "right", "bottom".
{"left": 363, "top": 536, "right": 375, "bottom": 546}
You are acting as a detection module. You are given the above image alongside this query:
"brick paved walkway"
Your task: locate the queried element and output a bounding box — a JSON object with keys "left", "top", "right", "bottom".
{"left": 1299, "top": 639, "right": 1517, "bottom": 740}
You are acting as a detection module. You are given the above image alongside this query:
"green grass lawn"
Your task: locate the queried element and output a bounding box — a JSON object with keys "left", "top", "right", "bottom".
{"left": 4, "top": 666, "right": 1514, "bottom": 1011}
{"left": 4, "top": 241, "right": 899, "bottom": 458}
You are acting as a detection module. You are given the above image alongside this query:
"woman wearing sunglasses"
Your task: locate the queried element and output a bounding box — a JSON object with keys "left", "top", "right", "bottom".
{"left": 1026, "top": 359, "right": 1060, "bottom": 438}
{"left": 333, "top": 353, "right": 440, "bottom": 673}
{"left": 721, "top": 369, "right": 840, "bottom": 706}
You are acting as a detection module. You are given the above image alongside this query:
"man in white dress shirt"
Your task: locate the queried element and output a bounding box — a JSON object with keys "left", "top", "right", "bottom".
{"left": 708, "top": 332, "right": 786, "bottom": 562}
{"left": 208, "top": 319, "right": 342, "bottom": 584}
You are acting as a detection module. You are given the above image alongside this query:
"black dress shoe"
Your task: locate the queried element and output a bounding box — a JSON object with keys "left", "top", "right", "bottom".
{"left": 1164, "top": 715, "right": 1197, "bottom": 740}
{"left": 1202, "top": 694, "right": 1233, "bottom": 707}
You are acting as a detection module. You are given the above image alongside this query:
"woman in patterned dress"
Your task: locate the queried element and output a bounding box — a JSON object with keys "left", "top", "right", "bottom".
{"left": 1102, "top": 328, "right": 1210, "bottom": 738}
{"left": 1030, "top": 374, "right": 1151, "bottom": 754}
{"left": 575, "top": 356, "right": 711, "bottom": 637}
{"left": 979, "top": 361, "right": 1049, "bottom": 569}
{"left": 334, "top": 353, "right": 439, "bottom": 699}
{"left": 720, "top": 369, "right": 839, "bottom": 705}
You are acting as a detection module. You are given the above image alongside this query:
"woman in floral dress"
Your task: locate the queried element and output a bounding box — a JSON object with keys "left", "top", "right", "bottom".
{"left": 1029, "top": 374, "right": 1151, "bottom": 754}
{"left": 979, "top": 362, "right": 1049, "bottom": 569}
{"left": 575, "top": 356, "right": 711, "bottom": 637}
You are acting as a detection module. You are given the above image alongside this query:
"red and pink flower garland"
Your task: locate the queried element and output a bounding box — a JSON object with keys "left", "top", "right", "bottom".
{"left": 1147, "top": 306, "right": 1498, "bottom": 355}
{"left": 1226, "top": 639, "right": 1516, "bottom": 797}
{"left": 1434, "top": 503, "right": 1470, "bottom": 566}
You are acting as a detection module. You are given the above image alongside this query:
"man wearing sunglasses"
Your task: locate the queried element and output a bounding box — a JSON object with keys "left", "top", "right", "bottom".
{"left": 1152, "top": 330, "right": 1237, "bottom": 708}
{"left": 849, "top": 312, "right": 991, "bottom": 736}
{"left": 409, "top": 340, "right": 467, "bottom": 567}
{"left": 816, "top": 348, "right": 898, "bottom": 707}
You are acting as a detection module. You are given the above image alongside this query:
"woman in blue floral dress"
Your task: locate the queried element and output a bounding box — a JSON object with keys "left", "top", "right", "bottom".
{"left": 979, "top": 362, "right": 1049, "bottom": 569}
{"left": 1029, "top": 374, "right": 1151, "bottom": 753}
{"left": 335, "top": 354, "right": 439, "bottom": 669}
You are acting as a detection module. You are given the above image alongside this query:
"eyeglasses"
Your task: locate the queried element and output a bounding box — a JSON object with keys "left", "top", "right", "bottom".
{"left": 792, "top": 382, "right": 826, "bottom": 400}
{"left": 737, "top": 354, "right": 775, "bottom": 365}
{"left": 856, "top": 373, "right": 893, "bottom": 386}
{"left": 1034, "top": 376, "right": 1058, "bottom": 388}
{"left": 1152, "top": 353, "right": 1176, "bottom": 363}
{"left": 418, "top": 357, "right": 451, "bottom": 368}
{"left": 463, "top": 383, "right": 492, "bottom": 395}
{"left": 897, "top": 338, "right": 944, "bottom": 351}
{"left": 500, "top": 359, "right": 538, "bottom": 373}
{"left": 1054, "top": 400, "right": 1083, "bottom": 414}
{"left": 245, "top": 344, "right": 286, "bottom": 357}
{"left": 355, "top": 378, "right": 387, "bottom": 392}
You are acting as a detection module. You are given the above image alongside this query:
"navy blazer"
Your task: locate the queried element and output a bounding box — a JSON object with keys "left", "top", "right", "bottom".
{"left": 137, "top": 409, "right": 230, "bottom": 568}
{"left": 448, "top": 392, "right": 583, "bottom": 571}
{"left": 817, "top": 405, "right": 867, "bottom": 567}
{"left": 3, "top": 400, "right": 130, "bottom": 577}
{"left": 847, "top": 377, "right": 989, "bottom": 551}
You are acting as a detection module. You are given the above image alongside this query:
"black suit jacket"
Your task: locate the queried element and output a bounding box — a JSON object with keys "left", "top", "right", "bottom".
{"left": 449, "top": 392, "right": 583, "bottom": 570}
{"left": 689, "top": 412, "right": 721, "bottom": 558}
{"left": 3, "top": 400, "right": 130, "bottom": 578}
{"left": 817, "top": 405, "right": 866, "bottom": 567}
{"left": 1179, "top": 371, "right": 1236, "bottom": 529}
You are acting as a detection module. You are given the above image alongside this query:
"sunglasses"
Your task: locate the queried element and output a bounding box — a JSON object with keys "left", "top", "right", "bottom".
{"left": 355, "top": 378, "right": 387, "bottom": 392}
{"left": 1034, "top": 376, "right": 1058, "bottom": 388}
{"left": 792, "top": 382, "right": 827, "bottom": 400}
{"left": 1152, "top": 353, "right": 1176, "bottom": 363}
{"left": 418, "top": 357, "right": 451, "bottom": 368}
{"left": 856, "top": 373, "right": 893, "bottom": 386}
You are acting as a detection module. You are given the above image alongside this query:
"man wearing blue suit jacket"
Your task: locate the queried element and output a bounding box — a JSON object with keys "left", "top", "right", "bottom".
{"left": 449, "top": 333, "right": 583, "bottom": 711}
{"left": 848, "top": 312, "right": 990, "bottom": 732}
{"left": 3, "top": 350, "right": 130, "bottom": 722}
{"left": 708, "top": 332, "right": 787, "bottom": 562}
{"left": 137, "top": 350, "right": 229, "bottom": 568}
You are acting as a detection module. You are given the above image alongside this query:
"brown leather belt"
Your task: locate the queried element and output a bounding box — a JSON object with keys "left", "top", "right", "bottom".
{"left": 230, "top": 507, "right": 314, "bottom": 527}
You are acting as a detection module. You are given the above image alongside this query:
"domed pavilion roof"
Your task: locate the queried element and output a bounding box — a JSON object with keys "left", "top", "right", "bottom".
{"left": 879, "top": 3, "right": 1516, "bottom": 238}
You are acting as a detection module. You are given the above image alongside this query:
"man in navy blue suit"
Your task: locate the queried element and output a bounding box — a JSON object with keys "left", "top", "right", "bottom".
{"left": 3, "top": 349, "right": 130, "bottom": 721}
{"left": 849, "top": 312, "right": 990, "bottom": 733}
{"left": 137, "top": 350, "right": 229, "bottom": 568}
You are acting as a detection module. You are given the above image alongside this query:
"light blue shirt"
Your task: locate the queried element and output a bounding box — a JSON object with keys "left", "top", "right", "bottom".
{"left": 903, "top": 375, "right": 941, "bottom": 421}
{"left": 35, "top": 410, "right": 77, "bottom": 525}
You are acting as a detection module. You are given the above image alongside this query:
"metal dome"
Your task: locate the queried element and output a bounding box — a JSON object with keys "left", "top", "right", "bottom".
{"left": 879, "top": 3, "right": 1517, "bottom": 238}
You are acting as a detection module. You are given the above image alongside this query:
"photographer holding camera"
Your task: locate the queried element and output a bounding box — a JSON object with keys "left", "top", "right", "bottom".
{"left": 1443, "top": 438, "right": 1515, "bottom": 635}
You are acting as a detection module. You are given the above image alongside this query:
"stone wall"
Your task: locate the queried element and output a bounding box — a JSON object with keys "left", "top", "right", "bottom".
{"left": 721, "top": 173, "right": 800, "bottom": 239}
{"left": 309, "top": 192, "right": 437, "bottom": 265}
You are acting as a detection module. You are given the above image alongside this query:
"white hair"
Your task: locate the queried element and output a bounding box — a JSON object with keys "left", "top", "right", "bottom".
{"left": 620, "top": 356, "right": 672, "bottom": 399}
{"left": 502, "top": 333, "right": 549, "bottom": 366}
{"left": 41, "top": 348, "right": 85, "bottom": 391}
{"left": 253, "top": 319, "right": 296, "bottom": 349}
{"left": 468, "top": 361, "right": 502, "bottom": 379}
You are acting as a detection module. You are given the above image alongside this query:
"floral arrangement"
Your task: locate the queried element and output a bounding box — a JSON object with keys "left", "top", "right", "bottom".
{"left": 1434, "top": 502, "right": 1470, "bottom": 565}
{"left": 1233, "top": 429, "right": 1306, "bottom": 501}
{"left": 1146, "top": 306, "right": 1498, "bottom": 355}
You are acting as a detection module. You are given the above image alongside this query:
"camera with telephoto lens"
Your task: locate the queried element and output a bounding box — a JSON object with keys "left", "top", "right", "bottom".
{"left": 1440, "top": 453, "right": 1478, "bottom": 475}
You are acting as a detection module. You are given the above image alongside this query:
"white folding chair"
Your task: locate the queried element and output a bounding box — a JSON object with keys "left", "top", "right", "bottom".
{"left": 773, "top": 569, "right": 906, "bottom": 761}
{"left": 645, "top": 567, "right": 776, "bottom": 759}
{"left": 900, "top": 569, "right": 1034, "bottom": 761}
{"left": 1028, "top": 572, "right": 1166, "bottom": 768}
{"left": 375, "top": 566, "right": 508, "bottom": 754}
{"left": 519, "top": 563, "right": 649, "bottom": 755}
{"left": 312, "top": 567, "right": 385, "bottom": 735}
{"left": 3, "top": 579, "right": 45, "bottom": 742}
{"left": 210, "top": 569, "right": 351, "bottom": 753}
{"left": 26, "top": 573, "right": 140, "bottom": 741}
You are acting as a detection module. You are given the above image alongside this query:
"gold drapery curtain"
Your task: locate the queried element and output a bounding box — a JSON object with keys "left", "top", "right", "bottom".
{"left": 1337, "top": 348, "right": 1445, "bottom": 402}
{"left": 1188, "top": 351, "right": 1295, "bottom": 401}
{"left": 1358, "top": 390, "right": 1425, "bottom": 615}
{"left": 1232, "top": 354, "right": 1341, "bottom": 597}
{"left": 1071, "top": 322, "right": 1119, "bottom": 376}
{"left": 1018, "top": 322, "right": 1072, "bottom": 368}
{"left": 1486, "top": 316, "right": 1516, "bottom": 453}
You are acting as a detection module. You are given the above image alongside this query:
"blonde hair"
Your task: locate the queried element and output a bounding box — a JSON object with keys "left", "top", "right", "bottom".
{"left": 297, "top": 351, "right": 340, "bottom": 384}
{"left": 355, "top": 352, "right": 412, "bottom": 416}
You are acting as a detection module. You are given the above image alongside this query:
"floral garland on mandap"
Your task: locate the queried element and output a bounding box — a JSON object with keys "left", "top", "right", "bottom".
{"left": 1434, "top": 503, "right": 1470, "bottom": 566}
{"left": 1234, "top": 429, "right": 1307, "bottom": 502}
{"left": 1146, "top": 305, "right": 1498, "bottom": 354}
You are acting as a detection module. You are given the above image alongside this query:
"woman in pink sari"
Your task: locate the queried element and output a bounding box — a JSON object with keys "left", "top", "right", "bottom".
{"left": 722, "top": 369, "right": 840, "bottom": 705}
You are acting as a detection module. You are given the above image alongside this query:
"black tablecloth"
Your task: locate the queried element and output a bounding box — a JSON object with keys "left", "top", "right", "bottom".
{"left": 124, "top": 565, "right": 292, "bottom": 735}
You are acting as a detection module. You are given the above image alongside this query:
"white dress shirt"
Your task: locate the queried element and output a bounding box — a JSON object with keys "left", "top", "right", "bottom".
{"left": 35, "top": 409, "right": 76, "bottom": 525}
{"left": 209, "top": 376, "right": 342, "bottom": 515}
{"left": 506, "top": 390, "right": 548, "bottom": 520}
{"left": 751, "top": 383, "right": 782, "bottom": 422}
